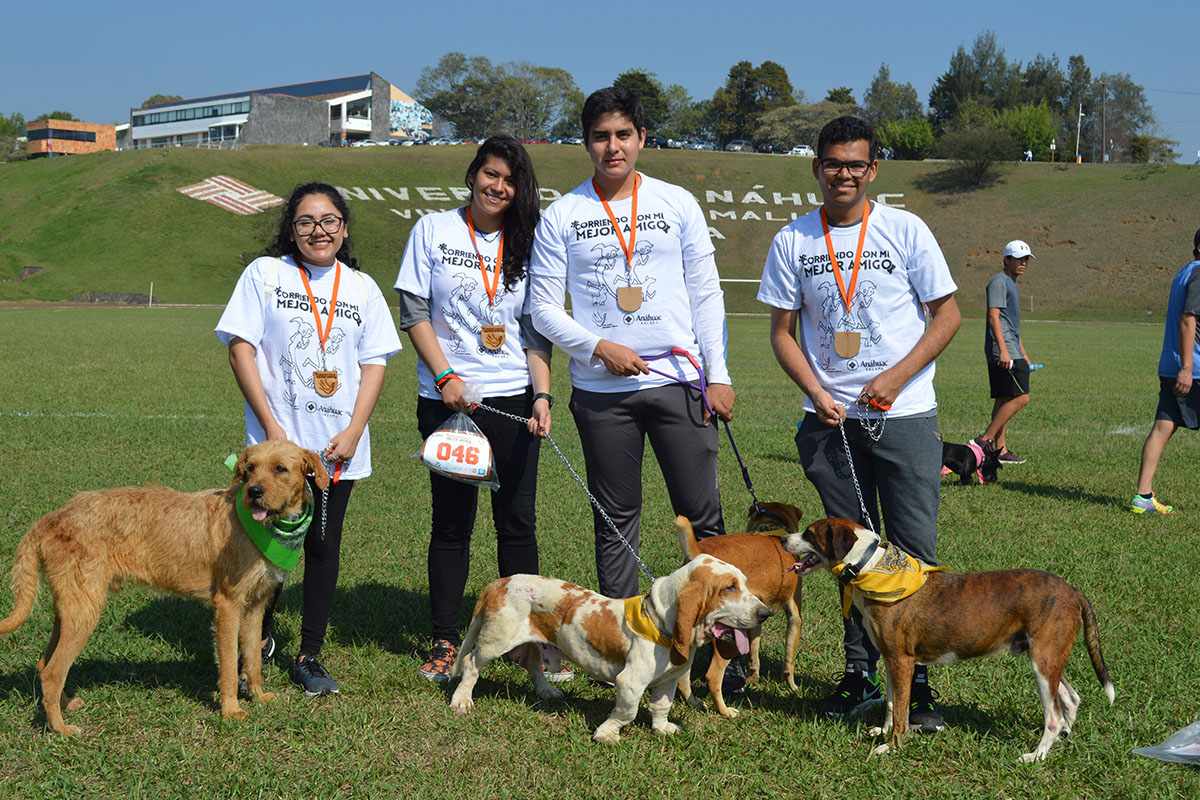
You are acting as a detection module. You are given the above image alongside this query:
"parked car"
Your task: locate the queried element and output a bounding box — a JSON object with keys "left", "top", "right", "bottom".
{"left": 667, "top": 138, "right": 690, "bottom": 149}
{"left": 725, "top": 139, "right": 753, "bottom": 152}
{"left": 756, "top": 142, "right": 783, "bottom": 154}
{"left": 788, "top": 144, "right": 815, "bottom": 157}
{"left": 690, "top": 140, "right": 717, "bottom": 151}
{"left": 645, "top": 135, "right": 667, "bottom": 149}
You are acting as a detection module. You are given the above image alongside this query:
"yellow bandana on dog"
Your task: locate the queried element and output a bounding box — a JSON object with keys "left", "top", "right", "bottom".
{"left": 833, "top": 543, "right": 943, "bottom": 618}
{"left": 624, "top": 595, "right": 673, "bottom": 648}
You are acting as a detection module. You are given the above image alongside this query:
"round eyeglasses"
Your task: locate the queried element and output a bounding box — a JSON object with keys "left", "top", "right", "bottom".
{"left": 293, "top": 216, "right": 344, "bottom": 236}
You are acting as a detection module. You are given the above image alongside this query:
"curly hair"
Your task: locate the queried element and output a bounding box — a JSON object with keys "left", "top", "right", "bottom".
{"left": 465, "top": 136, "right": 540, "bottom": 290}
{"left": 262, "top": 182, "right": 359, "bottom": 270}
{"left": 817, "top": 116, "right": 877, "bottom": 161}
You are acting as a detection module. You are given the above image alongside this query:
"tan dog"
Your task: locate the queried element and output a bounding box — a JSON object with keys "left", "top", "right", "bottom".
{"left": 449, "top": 541, "right": 770, "bottom": 744}
{"left": 0, "top": 441, "right": 329, "bottom": 735}
{"left": 783, "top": 518, "right": 1115, "bottom": 762}
{"left": 676, "top": 502, "right": 803, "bottom": 717}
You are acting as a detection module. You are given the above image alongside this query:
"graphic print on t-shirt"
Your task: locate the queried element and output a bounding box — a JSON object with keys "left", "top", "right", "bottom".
{"left": 437, "top": 240, "right": 508, "bottom": 356}
{"left": 814, "top": 279, "right": 881, "bottom": 371}
{"left": 279, "top": 315, "right": 347, "bottom": 407}
{"left": 585, "top": 240, "right": 659, "bottom": 309}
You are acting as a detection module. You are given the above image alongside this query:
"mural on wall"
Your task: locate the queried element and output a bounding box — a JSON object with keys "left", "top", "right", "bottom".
{"left": 389, "top": 100, "right": 433, "bottom": 139}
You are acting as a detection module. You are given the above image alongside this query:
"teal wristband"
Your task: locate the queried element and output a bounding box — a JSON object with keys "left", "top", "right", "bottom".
{"left": 434, "top": 367, "right": 455, "bottom": 382}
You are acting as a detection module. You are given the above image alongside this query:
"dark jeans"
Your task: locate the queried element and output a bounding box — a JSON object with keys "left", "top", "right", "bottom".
{"left": 418, "top": 389, "right": 541, "bottom": 645}
{"left": 796, "top": 412, "right": 941, "bottom": 667}
{"left": 263, "top": 476, "right": 355, "bottom": 658}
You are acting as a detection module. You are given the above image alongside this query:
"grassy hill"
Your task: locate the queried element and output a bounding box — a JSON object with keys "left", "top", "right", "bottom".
{"left": 1, "top": 145, "right": 1197, "bottom": 319}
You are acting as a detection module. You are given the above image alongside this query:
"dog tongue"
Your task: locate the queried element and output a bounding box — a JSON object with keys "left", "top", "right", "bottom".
{"left": 711, "top": 623, "right": 750, "bottom": 655}
{"left": 252, "top": 508, "right": 269, "bottom": 522}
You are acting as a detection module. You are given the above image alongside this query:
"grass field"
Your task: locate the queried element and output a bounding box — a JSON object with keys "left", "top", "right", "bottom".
{"left": 2, "top": 145, "right": 1199, "bottom": 319}
{"left": 1, "top": 306, "right": 1198, "bottom": 799}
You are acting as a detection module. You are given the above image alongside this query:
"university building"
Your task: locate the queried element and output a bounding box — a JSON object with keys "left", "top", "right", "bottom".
{"left": 124, "top": 73, "right": 433, "bottom": 150}
{"left": 26, "top": 119, "right": 117, "bottom": 158}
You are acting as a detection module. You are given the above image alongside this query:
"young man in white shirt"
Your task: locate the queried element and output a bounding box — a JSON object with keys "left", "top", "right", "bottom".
{"left": 759, "top": 116, "right": 961, "bottom": 731}
{"left": 528, "top": 87, "right": 734, "bottom": 600}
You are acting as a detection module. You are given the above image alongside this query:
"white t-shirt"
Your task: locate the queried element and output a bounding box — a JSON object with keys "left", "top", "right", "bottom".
{"left": 215, "top": 255, "right": 403, "bottom": 479}
{"left": 758, "top": 202, "right": 957, "bottom": 417}
{"left": 395, "top": 208, "right": 533, "bottom": 399}
{"left": 528, "top": 173, "right": 730, "bottom": 392}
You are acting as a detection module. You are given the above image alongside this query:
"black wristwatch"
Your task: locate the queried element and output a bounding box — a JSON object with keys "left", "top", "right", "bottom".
{"left": 533, "top": 392, "right": 554, "bottom": 408}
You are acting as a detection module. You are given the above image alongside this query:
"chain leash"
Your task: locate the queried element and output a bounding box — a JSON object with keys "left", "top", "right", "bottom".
{"left": 473, "top": 402, "right": 656, "bottom": 582}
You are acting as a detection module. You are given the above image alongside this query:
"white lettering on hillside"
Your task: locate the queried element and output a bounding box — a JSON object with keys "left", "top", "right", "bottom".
{"left": 339, "top": 185, "right": 904, "bottom": 238}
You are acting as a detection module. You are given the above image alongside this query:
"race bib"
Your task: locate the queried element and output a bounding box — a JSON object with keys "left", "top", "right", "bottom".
{"left": 419, "top": 427, "right": 494, "bottom": 483}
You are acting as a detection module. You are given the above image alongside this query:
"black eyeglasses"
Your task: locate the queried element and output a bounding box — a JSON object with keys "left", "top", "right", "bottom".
{"left": 292, "top": 216, "right": 343, "bottom": 236}
{"left": 819, "top": 159, "right": 873, "bottom": 177}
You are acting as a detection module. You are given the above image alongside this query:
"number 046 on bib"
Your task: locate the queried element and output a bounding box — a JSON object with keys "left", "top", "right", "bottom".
{"left": 415, "top": 412, "right": 500, "bottom": 491}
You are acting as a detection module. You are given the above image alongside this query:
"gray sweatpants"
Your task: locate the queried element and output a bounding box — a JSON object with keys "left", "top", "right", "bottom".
{"left": 795, "top": 412, "right": 942, "bottom": 667}
{"left": 570, "top": 383, "right": 725, "bottom": 598}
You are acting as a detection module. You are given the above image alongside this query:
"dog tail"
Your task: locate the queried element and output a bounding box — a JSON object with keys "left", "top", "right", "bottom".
{"left": 0, "top": 530, "right": 41, "bottom": 635}
{"left": 675, "top": 516, "right": 702, "bottom": 561}
{"left": 1080, "top": 593, "right": 1115, "bottom": 705}
{"left": 450, "top": 600, "right": 488, "bottom": 681}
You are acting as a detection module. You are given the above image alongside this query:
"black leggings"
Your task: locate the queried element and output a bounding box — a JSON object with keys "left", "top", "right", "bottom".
{"left": 418, "top": 390, "right": 541, "bottom": 645}
{"left": 262, "top": 476, "right": 355, "bottom": 657}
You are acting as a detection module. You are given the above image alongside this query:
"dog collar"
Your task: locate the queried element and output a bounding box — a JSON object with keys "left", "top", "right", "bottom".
{"left": 837, "top": 538, "right": 879, "bottom": 585}
{"left": 235, "top": 484, "right": 312, "bottom": 571}
{"left": 624, "top": 595, "right": 673, "bottom": 648}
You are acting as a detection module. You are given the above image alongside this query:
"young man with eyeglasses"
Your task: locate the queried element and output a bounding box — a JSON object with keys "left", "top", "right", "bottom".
{"left": 758, "top": 116, "right": 961, "bottom": 730}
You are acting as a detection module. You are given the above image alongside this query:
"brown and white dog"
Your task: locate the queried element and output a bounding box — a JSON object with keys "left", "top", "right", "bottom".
{"left": 0, "top": 441, "right": 329, "bottom": 735}
{"left": 448, "top": 538, "right": 770, "bottom": 744}
{"left": 783, "top": 518, "right": 1115, "bottom": 762}
{"left": 676, "top": 502, "right": 804, "bottom": 717}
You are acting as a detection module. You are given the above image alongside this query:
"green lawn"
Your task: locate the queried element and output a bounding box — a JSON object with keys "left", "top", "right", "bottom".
{"left": 0, "top": 307, "right": 1197, "bottom": 798}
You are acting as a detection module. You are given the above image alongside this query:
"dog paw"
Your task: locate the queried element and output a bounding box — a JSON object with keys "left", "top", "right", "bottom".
{"left": 592, "top": 725, "right": 621, "bottom": 745}
{"left": 52, "top": 724, "right": 82, "bottom": 736}
{"left": 534, "top": 684, "right": 565, "bottom": 701}
{"left": 256, "top": 691, "right": 277, "bottom": 704}
{"left": 717, "top": 705, "right": 740, "bottom": 719}
{"left": 64, "top": 696, "right": 85, "bottom": 712}
{"left": 221, "top": 707, "right": 249, "bottom": 721}
{"left": 869, "top": 743, "right": 891, "bottom": 758}
{"left": 1019, "top": 751, "right": 1047, "bottom": 763}
{"left": 868, "top": 725, "right": 887, "bottom": 737}
{"left": 653, "top": 722, "right": 682, "bottom": 735}
{"left": 449, "top": 695, "right": 474, "bottom": 715}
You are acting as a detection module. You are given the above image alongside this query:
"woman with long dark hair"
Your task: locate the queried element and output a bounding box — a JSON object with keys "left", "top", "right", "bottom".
{"left": 395, "top": 136, "right": 566, "bottom": 683}
{"left": 216, "top": 182, "right": 402, "bottom": 695}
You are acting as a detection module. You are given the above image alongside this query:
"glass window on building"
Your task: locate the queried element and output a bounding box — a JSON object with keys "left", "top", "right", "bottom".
{"left": 346, "top": 98, "right": 371, "bottom": 121}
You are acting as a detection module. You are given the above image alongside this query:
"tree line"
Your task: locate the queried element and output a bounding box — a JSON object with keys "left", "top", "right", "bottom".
{"left": 415, "top": 31, "right": 1175, "bottom": 164}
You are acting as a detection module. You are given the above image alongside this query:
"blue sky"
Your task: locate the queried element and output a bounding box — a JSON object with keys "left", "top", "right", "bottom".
{"left": 4, "top": 0, "right": 1197, "bottom": 162}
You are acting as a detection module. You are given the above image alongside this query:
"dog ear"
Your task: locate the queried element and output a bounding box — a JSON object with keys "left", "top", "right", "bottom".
{"left": 304, "top": 449, "right": 331, "bottom": 490}
{"left": 670, "top": 578, "right": 710, "bottom": 666}
{"left": 828, "top": 520, "right": 858, "bottom": 563}
{"left": 232, "top": 450, "right": 251, "bottom": 484}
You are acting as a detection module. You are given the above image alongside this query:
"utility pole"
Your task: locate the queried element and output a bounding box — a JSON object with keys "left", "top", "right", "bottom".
{"left": 1101, "top": 81, "right": 1107, "bottom": 163}
{"left": 1074, "top": 103, "right": 1084, "bottom": 163}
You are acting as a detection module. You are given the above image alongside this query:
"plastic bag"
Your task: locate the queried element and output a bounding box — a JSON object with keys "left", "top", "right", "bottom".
{"left": 414, "top": 411, "right": 500, "bottom": 491}
{"left": 1133, "top": 719, "right": 1200, "bottom": 765}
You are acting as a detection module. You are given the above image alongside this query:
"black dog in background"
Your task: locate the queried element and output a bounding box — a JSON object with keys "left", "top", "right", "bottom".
{"left": 942, "top": 438, "right": 1002, "bottom": 485}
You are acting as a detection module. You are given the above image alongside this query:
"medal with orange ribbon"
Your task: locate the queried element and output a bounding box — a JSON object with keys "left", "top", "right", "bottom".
{"left": 297, "top": 259, "right": 341, "bottom": 396}
{"left": 820, "top": 202, "right": 872, "bottom": 359}
{"left": 593, "top": 174, "right": 642, "bottom": 312}
{"left": 465, "top": 207, "right": 506, "bottom": 351}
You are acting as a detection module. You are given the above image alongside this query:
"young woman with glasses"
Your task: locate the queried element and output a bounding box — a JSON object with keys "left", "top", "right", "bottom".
{"left": 216, "top": 182, "right": 403, "bottom": 696}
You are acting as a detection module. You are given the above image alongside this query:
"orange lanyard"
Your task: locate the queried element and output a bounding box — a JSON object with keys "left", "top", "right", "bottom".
{"left": 592, "top": 173, "right": 640, "bottom": 272}
{"left": 464, "top": 207, "right": 503, "bottom": 307}
{"left": 297, "top": 259, "right": 341, "bottom": 352}
{"left": 820, "top": 202, "right": 871, "bottom": 315}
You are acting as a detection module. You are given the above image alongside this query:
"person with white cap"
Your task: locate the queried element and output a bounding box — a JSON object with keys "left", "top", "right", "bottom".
{"left": 976, "top": 240, "right": 1035, "bottom": 463}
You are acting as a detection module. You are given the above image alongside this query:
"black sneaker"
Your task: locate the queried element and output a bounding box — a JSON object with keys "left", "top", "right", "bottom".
{"left": 290, "top": 655, "right": 339, "bottom": 696}
{"left": 908, "top": 670, "right": 945, "bottom": 733}
{"left": 819, "top": 664, "right": 883, "bottom": 719}
{"left": 721, "top": 655, "right": 748, "bottom": 696}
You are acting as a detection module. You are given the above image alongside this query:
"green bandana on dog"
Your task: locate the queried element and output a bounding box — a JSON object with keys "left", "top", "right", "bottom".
{"left": 234, "top": 484, "right": 312, "bottom": 571}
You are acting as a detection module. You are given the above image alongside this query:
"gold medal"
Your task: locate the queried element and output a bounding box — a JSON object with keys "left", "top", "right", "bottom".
{"left": 834, "top": 331, "right": 861, "bottom": 358}
{"left": 617, "top": 285, "right": 643, "bottom": 312}
{"left": 481, "top": 324, "right": 506, "bottom": 351}
{"left": 313, "top": 370, "right": 338, "bottom": 397}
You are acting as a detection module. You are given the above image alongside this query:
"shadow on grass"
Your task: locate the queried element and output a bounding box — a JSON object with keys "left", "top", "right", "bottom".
{"left": 329, "top": 581, "right": 439, "bottom": 658}
{"left": 999, "top": 480, "right": 1122, "bottom": 508}
{"left": 913, "top": 166, "right": 1005, "bottom": 194}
